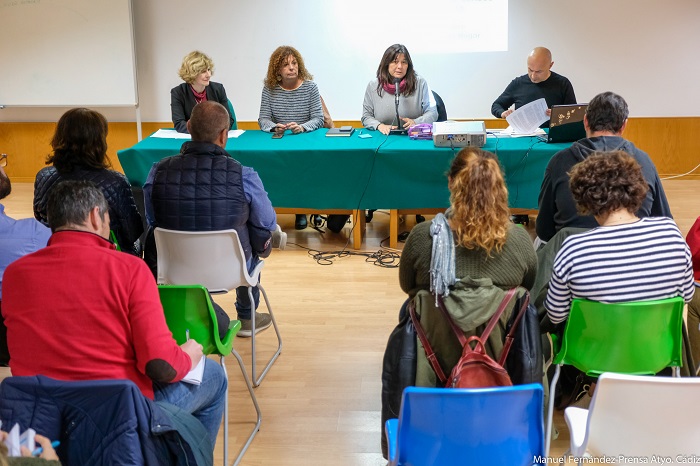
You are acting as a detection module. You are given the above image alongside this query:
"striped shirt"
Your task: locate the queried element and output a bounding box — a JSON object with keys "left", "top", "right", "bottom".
{"left": 546, "top": 217, "right": 695, "bottom": 324}
{"left": 257, "top": 80, "right": 324, "bottom": 132}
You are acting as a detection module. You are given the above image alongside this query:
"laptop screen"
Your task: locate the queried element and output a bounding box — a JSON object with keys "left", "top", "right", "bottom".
{"left": 548, "top": 104, "right": 587, "bottom": 143}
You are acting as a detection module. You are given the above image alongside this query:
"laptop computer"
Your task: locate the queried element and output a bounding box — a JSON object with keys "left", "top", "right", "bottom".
{"left": 545, "top": 104, "right": 587, "bottom": 143}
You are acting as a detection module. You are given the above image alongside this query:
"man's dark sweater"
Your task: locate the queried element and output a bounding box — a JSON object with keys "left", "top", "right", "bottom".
{"left": 491, "top": 72, "right": 576, "bottom": 128}
{"left": 536, "top": 136, "right": 672, "bottom": 241}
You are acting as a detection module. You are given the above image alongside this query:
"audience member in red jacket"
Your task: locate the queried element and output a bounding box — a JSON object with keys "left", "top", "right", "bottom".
{"left": 2, "top": 180, "right": 226, "bottom": 450}
{"left": 686, "top": 216, "right": 700, "bottom": 370}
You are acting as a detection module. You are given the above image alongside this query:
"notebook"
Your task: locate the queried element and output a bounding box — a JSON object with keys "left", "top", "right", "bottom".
{"left": 546, "top": 104, "right": 587, "bottom": 143}
{"left": 326, "top": 126, "right": 355, "bottom": 137}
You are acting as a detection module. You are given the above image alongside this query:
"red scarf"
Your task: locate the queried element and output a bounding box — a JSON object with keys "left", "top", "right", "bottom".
{"left": 382, "top": 79, "right": 407, "bottom": 95}
{"left": 190, "top": 85, "right": 208, "bottom": 104}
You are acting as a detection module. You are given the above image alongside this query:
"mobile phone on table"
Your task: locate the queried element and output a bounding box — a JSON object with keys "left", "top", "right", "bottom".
{"left": 271, "top": 131, "right": 284, "bottom": 139}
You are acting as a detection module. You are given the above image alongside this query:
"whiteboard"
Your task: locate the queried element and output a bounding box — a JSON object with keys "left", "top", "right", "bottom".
{"left": 0, "top": 0, "right": 138, "bottom": 107}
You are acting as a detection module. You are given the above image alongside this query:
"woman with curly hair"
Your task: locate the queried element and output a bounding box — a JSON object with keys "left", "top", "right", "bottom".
{"left": 399, "top": 147, "right": 537, "bottom": 298}
{"left": 171, "top": 50, "right": 234, "bottom": 133}
{"left": 362, "top": 44, "right": 437, "bottom": 135}
{"left": 546, "top": 151, "right": 694, "bottom": 325}
{"left": 258, "top": 46, "right": 324, "bottom": 229}
{"left": 33, "top": 108, "right": 143, "bottom": 256}
{"left": 258, "top": 45, "right": 324, "bottom": 135}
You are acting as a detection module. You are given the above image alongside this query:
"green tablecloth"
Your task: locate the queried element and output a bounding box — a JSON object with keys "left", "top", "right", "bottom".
{"left": 117, "top": 129, "right": 571, "bottom": 210}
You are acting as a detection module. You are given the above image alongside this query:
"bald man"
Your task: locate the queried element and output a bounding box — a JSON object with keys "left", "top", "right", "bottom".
{"left": 491, "top": 47, "right": 576, "bottom": 128}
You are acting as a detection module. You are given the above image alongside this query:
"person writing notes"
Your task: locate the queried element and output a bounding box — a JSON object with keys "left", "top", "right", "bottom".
{"left": 362, "top": 44, "right": 437, "bottom": 135}
{"left": 171, "top": 50, "right": 234, "bottom": 133}
{"left": 491, "top": 47, "right": 576, "bottom": 126}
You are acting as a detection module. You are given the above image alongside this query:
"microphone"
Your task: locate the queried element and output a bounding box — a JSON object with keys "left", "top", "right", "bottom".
{"left": 394, "top": 77, "right": 401, "bottom": 130}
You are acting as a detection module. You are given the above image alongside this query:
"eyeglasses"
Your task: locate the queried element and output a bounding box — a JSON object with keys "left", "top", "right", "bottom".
{"left": 0, "top": 154, "right": 7, "bottom": 168}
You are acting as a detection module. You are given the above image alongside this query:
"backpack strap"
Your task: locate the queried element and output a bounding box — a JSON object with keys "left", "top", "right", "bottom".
{"left": 408, "top": 300, "right": 448, "bottom": 384}
{"left": 498, "top": 291, "right": 530, "bottom": 366}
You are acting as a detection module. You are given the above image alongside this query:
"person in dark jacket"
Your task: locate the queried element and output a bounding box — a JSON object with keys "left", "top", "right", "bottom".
{"left": 171, "top": 50, "right": 234, "bottom": 133}
{"left": 536, "top": 91, "right": 672, "bottom": 242}
{"left": 491, "top": 47, "right": 576, "bottom": 128}
{"left": 144, "top": 101, "right": 277, "bottom": 337}
{"left": 33, "top": 108, "right": 143, "bottom": 256}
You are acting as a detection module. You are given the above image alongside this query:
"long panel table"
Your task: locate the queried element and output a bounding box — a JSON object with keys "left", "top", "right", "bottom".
{"left": 118, "top": 129, "right": 571, "bottom": 247}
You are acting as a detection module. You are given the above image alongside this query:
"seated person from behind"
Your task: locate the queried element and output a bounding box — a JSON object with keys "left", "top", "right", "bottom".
{"left": 536, "top": 91, "right": 672, "bottom": 242}
{"left": 684, "top": 217, "right": 700, "bottom": 366}
{"left": 0, "top": 159, "right": 51, "bottom": 366}
{"left": 171, "top": 50, "right": 234, "bottom": 133}
{"left": 491, "top": 46, "right": 576, "bottom": 126}
{"left": 400, "top": 147, "right": 537, "bottom": 298}
{"left": 2, "top": 180, "right": 227, "bottom": 451}
{"left": 362, "top": 43, "right": 437, "bottom": 135}
{"left": 546, "top": 151, "right": 695, "bottom": 326}
{"left": 258, "top": 45, "right": 323, "bottom": 230}
{"left": 33, "top": 108, "right": 143, "bottom": 255}
{"left": 145, "top": 101, "right": 277, "bottom": 337}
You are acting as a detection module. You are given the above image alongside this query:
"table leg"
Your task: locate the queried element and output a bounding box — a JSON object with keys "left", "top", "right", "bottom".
{"left": 352, "top": 210, "right": 365, "bottom": 250}
{"left": 390, "top": 210, "right": 399, "bottom": 249}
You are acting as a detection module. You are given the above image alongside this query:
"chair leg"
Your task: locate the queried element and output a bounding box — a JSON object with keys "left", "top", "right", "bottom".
{"left": 545, "top": 364, "right": 562, "bottom": 457}
{"left": 230, "top": 348, "right": 262, "bottom": 466}
{"left": 250, "top": 284, "right": 283, "bottom": 387}
{"left": 219, "top": 355, "right": 229, "bottom": 466}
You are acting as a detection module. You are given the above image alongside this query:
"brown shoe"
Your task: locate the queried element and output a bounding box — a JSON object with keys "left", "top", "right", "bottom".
{"left": 238, "top": 312, "right": 272, "bottom": 337}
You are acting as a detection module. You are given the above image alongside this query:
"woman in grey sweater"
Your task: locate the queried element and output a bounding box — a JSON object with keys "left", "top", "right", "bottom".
{"left": 361, "top": 44, "right": 438, "bottom": 135}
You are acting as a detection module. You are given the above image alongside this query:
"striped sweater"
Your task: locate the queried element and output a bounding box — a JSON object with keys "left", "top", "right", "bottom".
{"left": 257, "top": 80, "right": 324, "bottom": 132}
{"left": 546, "top": 217, "right": 695, "bottom": 324}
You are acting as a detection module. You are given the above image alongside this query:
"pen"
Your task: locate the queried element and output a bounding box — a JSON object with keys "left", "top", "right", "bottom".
{"left": 186, "top": 329, "right": 190, "bottom": 341}
{"left": 33, "top": 440, "right": 60, "bottom": 456}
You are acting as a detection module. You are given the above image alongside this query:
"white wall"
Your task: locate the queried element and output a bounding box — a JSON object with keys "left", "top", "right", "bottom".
{"left": 2, "top": 0, "right": 699, "bottom": 122}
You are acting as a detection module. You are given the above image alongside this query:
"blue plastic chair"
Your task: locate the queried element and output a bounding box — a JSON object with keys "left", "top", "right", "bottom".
{"left": 385, "top": 385, "right": 545, "bottom": 466}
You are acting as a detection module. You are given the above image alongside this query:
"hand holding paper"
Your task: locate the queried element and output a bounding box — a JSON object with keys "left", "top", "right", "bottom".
{"left": 505, "top": 98, "right": 549, "bottom": 134}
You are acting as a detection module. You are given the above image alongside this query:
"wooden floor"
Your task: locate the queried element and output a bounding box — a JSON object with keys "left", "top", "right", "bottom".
{"left": 2, "top": 179, "right": 698, "bottom": 465}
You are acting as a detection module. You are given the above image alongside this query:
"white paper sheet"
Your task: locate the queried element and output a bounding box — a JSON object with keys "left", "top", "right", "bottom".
{"left": 182, "top": 355, "right": 206, "bottom": 385}
{"left": 150, "top": 129, "right": 245, "bottom": 139}
{"left": 505, "top": 98, "right": 549, "bottom": 134}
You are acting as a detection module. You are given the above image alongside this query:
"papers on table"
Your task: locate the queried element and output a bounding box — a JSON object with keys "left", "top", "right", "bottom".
{"left": 182, "top": 355, "right": 206, "bottom": 385}
{"left": 487, "top": 126, "right": 546, "bottom": 138}
{"left": 150, "top": 129, "right": 245, "bottom": 139}
{"left": 505, "top": 98, "right": 549, "bottom": 134}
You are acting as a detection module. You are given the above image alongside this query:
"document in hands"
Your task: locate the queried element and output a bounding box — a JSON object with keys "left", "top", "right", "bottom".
{"left": 182, "top": 355, "right": 206, "bottom": 385}
{"left": 505, "top": 98, "right": 549, "bottom": 134}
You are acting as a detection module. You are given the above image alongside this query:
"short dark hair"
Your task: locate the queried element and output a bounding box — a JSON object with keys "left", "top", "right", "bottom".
{"left": 47, "top": 180, "right": 109, "bottom": 231}
{"left": 189, "top": 101, "right": 230, "bottom": 143}
{"left": 569, "top": 151, "right": 648, "bottom": 217}
{"left": 585, "top": 92, "right": 629, "bottom": 133}
{"left": 47, "top": 108, "right": 111, "bottom": 172}
{"left": 375, "top": 44, "right": 417, "bottom": 97}
{"left": 0, "top": 169, "right": 11, "bottom": 200}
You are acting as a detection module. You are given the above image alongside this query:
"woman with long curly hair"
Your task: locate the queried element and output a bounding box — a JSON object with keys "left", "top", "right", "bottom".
{"left": 362, "top": 44, "right": 437, "bottom": 135}
{"left": 258, "top": 46, "right": 324, "bottom": 230}
{"left": 170, "top": 50, "right": 234, "bottom": 133}
{"left": 33, "top": 108, "right": 143, "bottom": 256}
{"left": 258, "top": 45, "right": 324, "bottom": 135}
{"left": 399, "top": 147, "right": 537, "bottom": 298}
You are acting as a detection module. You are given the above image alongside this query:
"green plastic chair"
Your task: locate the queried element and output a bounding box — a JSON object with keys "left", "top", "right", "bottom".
{"left": 227, "top": 100, "right": 238, "bottom": 130}
{"left": 158, "top": 284, "right": 261, "bottom": 466}
{"left": 109, "top": 230, "right": 121, "bottom": 251}
{"left": 544, "top": 297, "right": 685, "bottom": 455}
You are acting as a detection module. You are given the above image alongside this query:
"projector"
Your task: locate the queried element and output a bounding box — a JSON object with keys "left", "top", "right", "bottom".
{"left": 432, "top": 121, "right": 486, "bottom": 148}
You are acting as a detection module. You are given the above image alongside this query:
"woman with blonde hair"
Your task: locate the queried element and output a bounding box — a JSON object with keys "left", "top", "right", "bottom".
{"left": 399, "top": 147, "right": 537, "bottom": 297}
{"left": 171, "top": 50, "right": 234, "bottom": 133}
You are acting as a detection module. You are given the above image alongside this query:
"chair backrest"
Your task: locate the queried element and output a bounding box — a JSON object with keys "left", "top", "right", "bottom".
{"left": 555, "top": 297, "right": 684, "bottom": 376}
{"left": 226, "top": 99, "right": 238, "bottom": 130}
{"left": 158, "top": 284, "right": 236, "bottom": 357}
{"left": 154, "top": 228, "right": 250, "bottom": 293}
{"left": 432, "top": 90, "right": 447, "bottom": 122}
{"left": 584, "top": 372, "right": 700, "bottom": 457}
{"left": 394, "top": 385, "right": 544, "bottom": 465}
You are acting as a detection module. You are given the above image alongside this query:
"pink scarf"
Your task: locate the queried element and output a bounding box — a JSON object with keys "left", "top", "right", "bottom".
{"left": 382, "top": 79, "right": 407, "bottom": 95}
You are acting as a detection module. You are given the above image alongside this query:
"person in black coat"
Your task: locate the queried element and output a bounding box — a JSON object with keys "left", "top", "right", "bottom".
{"left": 170, "top": 50, "right": 234, "bottom": 133}
{"left": 33, "top": 108, "right": 143, "bottom": 256}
